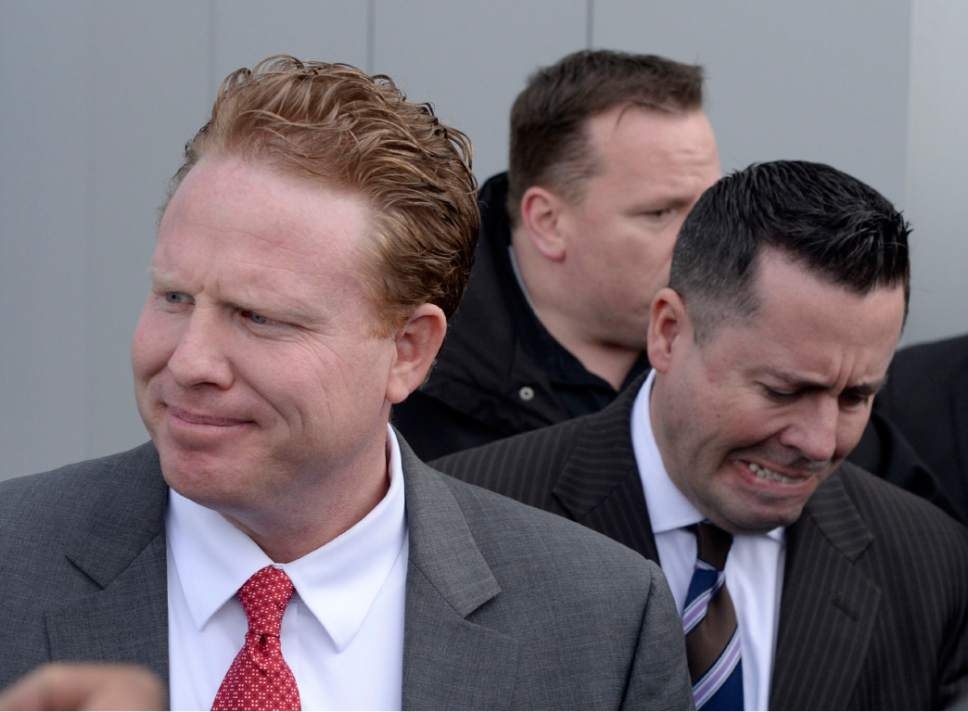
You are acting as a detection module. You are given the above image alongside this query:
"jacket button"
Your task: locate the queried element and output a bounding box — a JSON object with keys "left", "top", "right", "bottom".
{"left": 518, "top": 386, "right": 535, "bottom": 401}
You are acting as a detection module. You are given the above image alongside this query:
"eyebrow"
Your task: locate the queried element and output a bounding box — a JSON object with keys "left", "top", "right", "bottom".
{"left": 148, "top": 266, "right": 176, "bottom": 285}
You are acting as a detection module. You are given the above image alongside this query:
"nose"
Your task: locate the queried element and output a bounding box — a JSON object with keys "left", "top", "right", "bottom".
{"left": 167, "top": 308, "right": 234, "bottom": 390}
{"left": 777, "top": 396, "right": 839, "bottom": 464}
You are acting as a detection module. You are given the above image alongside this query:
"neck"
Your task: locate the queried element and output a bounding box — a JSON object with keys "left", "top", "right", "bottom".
{"left": 511, "top": 234, "right": 639, "bottom": 390}
{"left": 224, "top": 442, "right": 391, "bottom": 563}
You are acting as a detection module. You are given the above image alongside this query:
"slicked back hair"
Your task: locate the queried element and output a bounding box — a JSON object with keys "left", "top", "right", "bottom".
{"left": 167, "top": 55, "right": 479, "bottom": 332}
{"left": 669, "top": 160, "right": 911, "bottom": 341}
{"left": 507, "top": 49, "right": 704, "bottom": 224}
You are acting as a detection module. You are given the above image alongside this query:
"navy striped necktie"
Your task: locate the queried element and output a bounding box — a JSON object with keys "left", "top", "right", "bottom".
{"left": 682, "top": 522, "right": 743, "bottom": 710}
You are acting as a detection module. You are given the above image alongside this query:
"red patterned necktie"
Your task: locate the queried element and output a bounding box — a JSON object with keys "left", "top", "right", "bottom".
{"left": 212, "top": 566, "right": 302, "bottom": 711}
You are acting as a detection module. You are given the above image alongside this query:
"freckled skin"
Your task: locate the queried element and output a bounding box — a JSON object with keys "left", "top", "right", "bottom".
{"left": 131, "top": 156, "right": 405, "bottom": 559}
{"left": 649, "top": 250, "right": 906, "bottom": 534}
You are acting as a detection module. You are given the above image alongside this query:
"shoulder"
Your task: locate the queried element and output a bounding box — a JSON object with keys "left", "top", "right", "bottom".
{"left": 404, "top": 459, "right": 691, "bottom": 709}
{"left": 831, "top": 463, "right": 968, "bottom": 567}
{"left": 431, "top": 415, "right": 589, "bottom": 500}
{"left": 0, "top": 443, "right": 162, "bottom": 539}
{"left": 445, "top": 469, "right": 655, "bottom": 576}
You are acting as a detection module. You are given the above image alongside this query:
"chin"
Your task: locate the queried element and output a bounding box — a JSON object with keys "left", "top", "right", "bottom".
{"left": 158, "top": 444, "right": 236, "bottom": 498}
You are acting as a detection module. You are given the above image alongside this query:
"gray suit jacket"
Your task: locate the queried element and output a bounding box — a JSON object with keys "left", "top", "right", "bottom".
{"left": 0, "top": 439, "right": 692, "bottom": 710}
{"left": 434, "top": 379, "right": 968, "bottom": 710}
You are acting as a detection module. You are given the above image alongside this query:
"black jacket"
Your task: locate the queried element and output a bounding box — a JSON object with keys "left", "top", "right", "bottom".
{"left": 849, "top": 334, "right": 968, "bottom": 522}
{"left": 393, "top": 173, "right": 646, "bottom": 460}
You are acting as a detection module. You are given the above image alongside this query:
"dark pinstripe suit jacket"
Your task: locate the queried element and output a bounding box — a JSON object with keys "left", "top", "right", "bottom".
{"left": 433, "top": 378, "right": 968, "bottom": 710}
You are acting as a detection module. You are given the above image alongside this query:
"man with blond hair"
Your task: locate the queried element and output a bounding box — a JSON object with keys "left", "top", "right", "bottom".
{"left": 0, "top": 57, "right": 691, "bottom": 710}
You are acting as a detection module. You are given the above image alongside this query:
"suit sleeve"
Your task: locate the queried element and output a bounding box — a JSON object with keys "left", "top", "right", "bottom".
{"left": 621, "top": 561, "right": 695, "bottom": 710}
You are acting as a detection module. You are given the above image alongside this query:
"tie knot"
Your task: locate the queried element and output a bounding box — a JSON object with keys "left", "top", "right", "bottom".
{"left": 238, "top": 566, "right": 295, "bottom": 637}
{"left": 695, "top": 521, "right": 733, "bottom": 570}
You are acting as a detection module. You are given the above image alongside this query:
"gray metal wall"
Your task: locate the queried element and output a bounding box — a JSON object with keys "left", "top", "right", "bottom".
{"left": 1, "top": 0, "right": 963, "bottom": 479}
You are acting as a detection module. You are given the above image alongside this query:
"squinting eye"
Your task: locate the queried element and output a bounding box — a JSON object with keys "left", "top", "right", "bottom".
{"left": 241, "top": 309, "right": 271, "bottom": 326}
{"left": 764, "top": 386, "right": 797, "bottom": 402}
{"left": 164, "top": 292, "right": 192, "bottom": 304}
{"left": 642, "top": 208, "right": 674, "bottom": 220}
{"left": 840, "top": 392, "right": 871, "bottom": 409}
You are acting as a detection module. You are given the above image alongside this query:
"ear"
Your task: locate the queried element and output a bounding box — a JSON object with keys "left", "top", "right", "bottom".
{"left": 385, "top": 303, "right": 447, "bottom": 404}
{"left": 647, "top": 287, "right": 689, "bottom": 373}
{"left": 519, "top": 186, "right": 567, "bottom": 261}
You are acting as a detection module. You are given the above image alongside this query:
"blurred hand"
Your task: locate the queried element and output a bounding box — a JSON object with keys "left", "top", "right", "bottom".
{"left": 0, "top": 663, "right": 165, "bottom": 711}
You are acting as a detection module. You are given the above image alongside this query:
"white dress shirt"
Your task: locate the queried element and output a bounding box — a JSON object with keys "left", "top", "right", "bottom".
{"left": 166, "top": 425, "right": 408, "bottom": 711}
{"left": 631, "top": 371, "right": 785, "bottom": 711}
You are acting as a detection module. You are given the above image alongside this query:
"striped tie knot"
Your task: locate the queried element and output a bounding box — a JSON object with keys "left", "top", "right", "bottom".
{"left": 696, "top": 521, "right": 732, "bottom": 571}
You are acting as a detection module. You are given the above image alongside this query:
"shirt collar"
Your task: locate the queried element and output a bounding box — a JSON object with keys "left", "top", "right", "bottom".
{"left": 167, "top": 424, "right": 408, "bottom": 651}
{"left": 631, "top": 370, "right": 783, "bottom": 542}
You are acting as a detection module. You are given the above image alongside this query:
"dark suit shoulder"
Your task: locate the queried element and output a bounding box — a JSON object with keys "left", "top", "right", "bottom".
{"left": 838, "top": 462, "right": 966, "bottom": 531}
{"left": 432, "top": 414, "right": 589, "bottom": 510}
{"left": 835, "top": 463, "right": 968, "bottom": 570}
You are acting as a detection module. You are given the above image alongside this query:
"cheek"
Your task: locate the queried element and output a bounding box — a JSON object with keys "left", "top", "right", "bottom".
{"left": 835, "top": 411, "right": 872, "bottom": 458}
{"left": 647, "top": 224, "right": 678, "bottom": 274}
{"left": 700, "top": 388, "right": 778, "bottom": 454}
{"left": 131, "top": 310, "right": 173, "bottom": 380}
{"left": 623, "top": 225, "right": 676, "bottom": 295}
{"left": 242, "top": 337, "right": 391, "bottom": 427}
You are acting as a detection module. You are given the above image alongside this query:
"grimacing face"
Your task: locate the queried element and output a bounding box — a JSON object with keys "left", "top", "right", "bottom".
{"left": 132, "top": 156, "right": 413, "bottom": 531}
{"left": 557, "top": 106, "right": 720, "bottom": 350}
{"left": 648, "top": 250, "right": 906, "bottom": 534}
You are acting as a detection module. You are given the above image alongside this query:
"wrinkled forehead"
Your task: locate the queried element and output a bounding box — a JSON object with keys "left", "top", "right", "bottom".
{"left": 159, "top": 156, "right": 379, "bottom": 285}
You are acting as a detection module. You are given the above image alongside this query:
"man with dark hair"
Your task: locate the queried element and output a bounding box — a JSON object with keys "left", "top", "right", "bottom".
{"left": 0, "top": 56, "right": 693, "bottom": 710}
{"left": 393, "top": 49, "right": 720, "bottom": 459}
{"left": 435, "top": 160, "right": 968, "bottom": 710}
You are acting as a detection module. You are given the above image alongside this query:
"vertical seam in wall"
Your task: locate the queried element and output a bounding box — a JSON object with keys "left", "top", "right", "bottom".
{"left": 366, "top": 0, "right": 375, "bottom": 74}
{"left": 208, "top": 0, "right": 217, "bottom": 100}
{"left": 586, "top": 0, "right": 594, "bottom": 48}
{"left": 900, "top": 0, "right": 918, "bottom": 348}
{"left": 902, "top": 0, "right": 914, "bottom": 214}
{"left": 84, "top": 3, "right": 98, "bottom": 458}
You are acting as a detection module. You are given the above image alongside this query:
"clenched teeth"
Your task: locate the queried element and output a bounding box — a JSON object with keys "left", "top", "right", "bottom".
{"left": 747, "top": 462, "right": 800, "bottom": 485}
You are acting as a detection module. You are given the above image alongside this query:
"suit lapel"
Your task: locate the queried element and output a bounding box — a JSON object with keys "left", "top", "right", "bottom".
{"left": 770, "top": 468, "right": 879, "bottom": 710}
{"left": 46, "top": 444, "right": 170, "bottom": 685}
{"left": 400, "top": 445, "right": 519, "bottom": 710}
{"left": 552, "top": 376, "right": 659, "bottom": 562}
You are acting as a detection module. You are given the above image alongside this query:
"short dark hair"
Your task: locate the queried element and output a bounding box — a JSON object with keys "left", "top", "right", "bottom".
{"left": 670, "top": 160, "right": 911, "bottom": 340}
{"left": 507, "top": 49, "right": 704, "bottom": 224}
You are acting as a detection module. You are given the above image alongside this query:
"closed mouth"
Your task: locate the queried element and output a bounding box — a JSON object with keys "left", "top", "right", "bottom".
{"left": 167, "top": 405, "right": 251, "bottom": 427}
